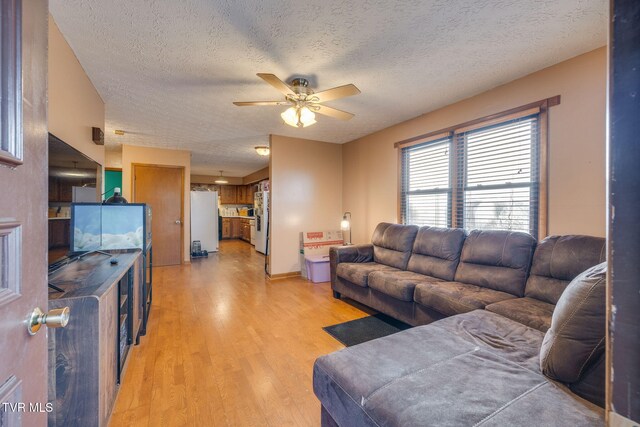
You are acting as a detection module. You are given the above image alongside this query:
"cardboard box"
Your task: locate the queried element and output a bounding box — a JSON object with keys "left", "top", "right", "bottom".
{"left": 299, "top": 230, "right": 344, "bottom": 279}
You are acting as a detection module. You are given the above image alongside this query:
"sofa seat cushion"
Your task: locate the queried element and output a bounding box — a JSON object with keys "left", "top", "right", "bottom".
{"left": 486, "top": 297, "right": 555, "bottom": 332}
{"left": 368, "top": 270, "right": 442, "bottom": 302}
{"left": 414, "top": 281, "right": 516, "bottom": 316}
{"left": 336, "top": 262, "right": 398, "bottom": 287}
{"left": 313, "top": 310, "right": 603, "bottom": 427}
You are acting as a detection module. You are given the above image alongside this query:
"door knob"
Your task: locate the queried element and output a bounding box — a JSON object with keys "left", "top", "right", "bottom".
{"left": 175, "top": 220, "right": 182, "bottom": 225}
{"left": 28, "top": 307, "right": 70, "bottom": 335}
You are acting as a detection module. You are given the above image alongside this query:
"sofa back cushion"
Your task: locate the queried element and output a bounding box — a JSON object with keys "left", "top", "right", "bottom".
{"left": 540, "top": 262, "right": 606, "bottom": 390}
{"left": 525, "top": 235, "right": 606, "bottom": 305}
{"left": 407, "top": 226, "right": 466, "bottom": 280}
{"left": 371, "top": 223, "right": 419, "bottom": 269}
{"left": 453, "top": 230, "right": 536, "bottom": 296}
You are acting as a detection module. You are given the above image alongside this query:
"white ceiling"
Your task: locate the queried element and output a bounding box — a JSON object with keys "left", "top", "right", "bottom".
{"left": 49, "top": 0, "right": 607, "bottom": 177}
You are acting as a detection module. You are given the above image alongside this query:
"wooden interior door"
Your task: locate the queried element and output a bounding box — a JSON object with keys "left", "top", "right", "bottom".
{"left": 133, "top": 165, "right": 183, "bottom": 266}
{"left": 0, "top": 0, "right": 49, "bottom": 425}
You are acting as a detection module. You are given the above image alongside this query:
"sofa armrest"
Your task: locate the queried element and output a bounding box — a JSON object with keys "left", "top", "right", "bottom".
{"left": 329, "top": 245, "right": 374, "bottom": 295}
{"left": 330, "top": 244, "right": 374, "bottom": 265}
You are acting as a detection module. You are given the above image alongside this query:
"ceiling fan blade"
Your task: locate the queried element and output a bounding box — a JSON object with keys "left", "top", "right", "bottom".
{"left": 257, "top": 73, "right": 294, "bottom": 97}
{"left": 314, "top": 105, "right": 354, "bottom": 121}
{"left": 311, "top": 84, "right": 360, "bottom": 103}
{"left": 233, "top": 101, "right": 290, "bottom": 106}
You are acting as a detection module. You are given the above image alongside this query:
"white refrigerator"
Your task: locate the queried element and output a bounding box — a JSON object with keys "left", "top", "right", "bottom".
{"left": 254, "top": 190, "right": 268, "bottom": 254}
{"left": 190, "top": 191, "right": 219, "bottom": 252}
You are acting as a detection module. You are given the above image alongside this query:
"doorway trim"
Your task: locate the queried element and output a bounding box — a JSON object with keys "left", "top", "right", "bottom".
{"left": 131, "top": 163, "right": 185, "bottom": 264}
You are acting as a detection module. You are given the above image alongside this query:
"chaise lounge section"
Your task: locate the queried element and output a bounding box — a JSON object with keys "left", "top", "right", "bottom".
{"left": 318, "top": 222, "right": 606, "bottom": 426}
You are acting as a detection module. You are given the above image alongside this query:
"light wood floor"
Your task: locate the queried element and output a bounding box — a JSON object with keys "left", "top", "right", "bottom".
{"left": 109, "top": 240, "right": 369, "bottom": 426}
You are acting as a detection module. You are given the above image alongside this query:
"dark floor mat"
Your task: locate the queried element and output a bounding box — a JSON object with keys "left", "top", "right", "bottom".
{"left": 323, "top": 313, "right": 412, "bottom": 347}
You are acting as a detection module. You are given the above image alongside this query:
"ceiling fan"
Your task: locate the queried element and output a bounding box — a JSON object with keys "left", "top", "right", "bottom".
{"left": 233, "top": 73, "right": 360, "bottom": 128}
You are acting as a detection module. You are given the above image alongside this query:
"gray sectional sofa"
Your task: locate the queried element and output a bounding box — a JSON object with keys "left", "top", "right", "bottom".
{"left": 315, "top": 223, "right": 606, "bottom": 426}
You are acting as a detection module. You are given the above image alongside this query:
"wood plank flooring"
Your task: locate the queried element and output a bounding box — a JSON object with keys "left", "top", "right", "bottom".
{"left": 109, "top": 240, "right": 369, "bottom": 426}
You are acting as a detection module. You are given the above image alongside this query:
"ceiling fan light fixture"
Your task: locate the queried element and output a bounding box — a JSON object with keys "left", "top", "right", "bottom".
{"left": 299, "top": 106, "right": 317, "bottom": 127}
{"left": 214, "top": 170, "right": 228, "bottom": 184}
{"left": 281, "top": 106, "right": 299, "bottom": 127}
{"left": 281, "top": 106, "right": 317, "bottom": 128}
{"left": 255, "top": 146, "right": 270, "bottom": 156}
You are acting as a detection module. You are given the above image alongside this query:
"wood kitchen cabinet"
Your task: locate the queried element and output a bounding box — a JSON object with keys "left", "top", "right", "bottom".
{"left": 49, "top": 219, "right": 70, "bottom": 249}
{"left": 237, "top": 186, "right": 247, "bottom": 204}
{"left": 221, "top": 218, "right": 232, "bottom": 239}
{"left": 231, "top": 217, "right": 242, "bottom": 238}
{"left": 241, "top": 218, "right": 251, "bottom": 242}
{"left": 219, "top": 185, "right": 237, "bottom": 204}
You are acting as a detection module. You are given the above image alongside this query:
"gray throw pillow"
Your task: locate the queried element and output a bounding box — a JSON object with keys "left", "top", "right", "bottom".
{"left": 540, "top": 262, "right": 607, "bottom": 383}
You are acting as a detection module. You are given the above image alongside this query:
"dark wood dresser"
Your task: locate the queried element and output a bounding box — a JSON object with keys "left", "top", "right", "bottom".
{"left": 47, "top": 249, "right": 144, "bottom": 427}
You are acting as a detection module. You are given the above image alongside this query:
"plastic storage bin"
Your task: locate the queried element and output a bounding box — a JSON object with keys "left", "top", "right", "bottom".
{"left": 305, "top": 254, "right": 331, "bottom": 283}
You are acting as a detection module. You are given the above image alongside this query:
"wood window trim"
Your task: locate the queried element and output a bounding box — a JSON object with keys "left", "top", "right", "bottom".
{"left": 394, "top": 95, "right": 559, "bottom": 148}
{"left": 396, "top": 95, "right": 558, "bottom": 239}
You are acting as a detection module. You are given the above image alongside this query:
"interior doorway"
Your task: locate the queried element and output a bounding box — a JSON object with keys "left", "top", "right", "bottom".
{"left": 133, "top": 164, "right": 184, "bottom": 266}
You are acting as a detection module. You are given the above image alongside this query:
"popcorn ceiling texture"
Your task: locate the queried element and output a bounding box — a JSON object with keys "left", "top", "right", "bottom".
{"left": 50, "top": 0, "right": 607, "bottom": 176}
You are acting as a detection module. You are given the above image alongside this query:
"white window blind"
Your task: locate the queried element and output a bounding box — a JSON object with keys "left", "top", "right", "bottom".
{"left": 400, "top": 113, "right": 540, "bottom": 236}
{"left": 400, "top": 136, "right": 452, "bottom": 227}
{"left": 456, "top": 115, "right": 539, "bottom": 235}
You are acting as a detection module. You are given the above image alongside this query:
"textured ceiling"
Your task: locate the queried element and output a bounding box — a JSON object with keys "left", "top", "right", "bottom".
{"left": 49, "top": 0, "right": 607, "bottom": 177}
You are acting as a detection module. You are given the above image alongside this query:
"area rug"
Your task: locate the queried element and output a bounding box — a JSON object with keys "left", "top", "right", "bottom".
{"left": 323, "top": 313, "right": 412, "bottom": 347}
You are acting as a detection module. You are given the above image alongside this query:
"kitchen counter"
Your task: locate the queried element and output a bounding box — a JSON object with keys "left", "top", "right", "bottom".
{"left": 220, "top": 215, "right": 255, "bottom": 219}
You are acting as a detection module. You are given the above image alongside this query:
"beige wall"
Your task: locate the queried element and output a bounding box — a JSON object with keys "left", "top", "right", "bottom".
{"left": 243, "top": 167, "right": 269, "bottom": 184}
{"left": 48, "top": 15, "right": 105, "bottom": 166}
{"left": 121, "top": 145, "right": 191, "bottom": 263}
{"left": 270, "top": 135, "right": 342, "bottom": 275}
{"left": 105, "top": 149, "right": 122, "bottom": 169}
{"left": 343, "top": 47, "right": 607, "bottom": 243}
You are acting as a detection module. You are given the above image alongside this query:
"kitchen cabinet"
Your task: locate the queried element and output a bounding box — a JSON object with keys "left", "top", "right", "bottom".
{"left": 241, "top": 218, "right": 251, "bottom": 242}
{"left": 49, "top": 177, "right": 58, "bottom": 202}
{"left": 49, "top": 177, "right": 90, "bottom": 203}
{"left": 231, "top": 217, "right": 242, "bottom": 238}
{"left": 239, "top": 185, "right": 255, "bottom": 204}
{"left": 49, "top": 219, "right": 70, "bottom": 249}
{"left": 237, "top": 186, "right": 247, "bottom": 204}
{"left": 221, "top": 217, "right": 251, "bottom": 240}
{"left": 221, "top": 218, "right": 232, "bottom": 239}
{"left": 219, "top": 185, "right": 237, "bottom": 204}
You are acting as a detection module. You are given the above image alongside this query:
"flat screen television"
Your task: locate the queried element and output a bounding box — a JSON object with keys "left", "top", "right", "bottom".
{"left": 48, "top": 133, "right": 102, "bottom": 264}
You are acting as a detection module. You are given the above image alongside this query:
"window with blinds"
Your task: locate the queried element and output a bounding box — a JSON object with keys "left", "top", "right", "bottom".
{"left": 456, "top": 115, "right": 539, "bottom": 236}
{"left": 400, "top": 135, "right": 452, "bottom": 227}
{"left": 400, "top": 112, "right": 540, "bottom": 236}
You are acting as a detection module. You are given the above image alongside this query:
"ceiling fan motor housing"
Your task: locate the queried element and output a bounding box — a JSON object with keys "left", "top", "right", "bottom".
{"left": 290, "top": 78, "right": 313, "bottom": 96}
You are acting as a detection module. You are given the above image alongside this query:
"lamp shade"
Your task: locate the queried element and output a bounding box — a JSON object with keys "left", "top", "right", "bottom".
{"left": 341, "top": 212, "right": 352, "bottom": 245}
{"left": 298, "top": 107, "right": 317, "bottom": 127}
{"left": 281, "top": 107, "right": 298, "bottom": 127}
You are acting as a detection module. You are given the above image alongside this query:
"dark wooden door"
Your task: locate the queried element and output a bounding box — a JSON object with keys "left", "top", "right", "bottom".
{"left": 0, "top": 0, "right": 49, "bottom": 425}
{"left": 133, "top": 165, "right": 183, "bottom": 266}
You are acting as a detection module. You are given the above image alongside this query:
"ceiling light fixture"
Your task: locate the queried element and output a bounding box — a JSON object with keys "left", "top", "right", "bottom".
{"left": 255, "top": 146, "right": 270, "bottom": 156}
{"left": 214, "top": 170, "right": 228, "bottom": 184}
{"left": 281, "top": 105, "right": 317, "bottom": 128}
